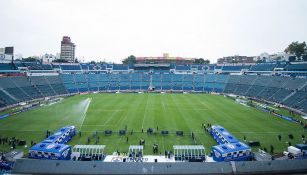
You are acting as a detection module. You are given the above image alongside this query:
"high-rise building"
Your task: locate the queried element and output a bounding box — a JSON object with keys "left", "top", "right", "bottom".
{"left": 60, "top": 36, "right": 76, "bottom": 62}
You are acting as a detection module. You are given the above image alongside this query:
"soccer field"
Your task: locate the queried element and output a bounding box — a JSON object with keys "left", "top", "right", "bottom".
{"left": 0, "top": 93, "right": 305, "bottom": 155}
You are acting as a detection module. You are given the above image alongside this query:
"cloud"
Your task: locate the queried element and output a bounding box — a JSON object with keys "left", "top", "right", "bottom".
{"left": 0, "top": 0, "right": 307, "bottom": 63}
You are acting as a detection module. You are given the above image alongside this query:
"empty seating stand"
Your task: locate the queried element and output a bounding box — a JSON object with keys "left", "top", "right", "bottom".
{"left": 10, "top": 76, "right": 42, "bottom": 99}
{"left": 0, "top": 76, "right": 31, "bottom": 103}
{"left": 29, "top": 76, "right": 57, "bottom": 96}
{"left": 0, "top": 61, "right": 307, "bottom": 113}
{"left": 0, "top": 74, "right": 69, "bottom": 108}
{"left": 286, "top": 63, "right": 307, "bottom": 71}
{"left": 0, "top": 63, "right": 16, "bottom": 71}
{"left": 249, "top": 63, "right": 276, "bottom": 71}
{"left": 45, "top": 76, "right": 68, "bottom": 95}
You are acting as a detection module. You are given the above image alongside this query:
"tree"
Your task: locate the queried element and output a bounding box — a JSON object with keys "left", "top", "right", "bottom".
{"left": 22, "top": 57, "right": 39, "bottom": 62}
{"left": 194, "top": 58, "right": 204, "bottom": 64}
{"left": 194, "top": 58, "right": 210, "bottom": 64}
{"left": 302, "top": 55, "right": 307, "bottom": 61}
{"left": 122, "top": 55, "right": 136, "bottom": 64}
{"left": 288, "top": 56, "right": 296, "bottom": 62}
{"left": 97, "top": 61, "right": 106, "bottom": 64}
{"left": 88, "top": 60, "right": 106, "bottom": 64}
{"left": 284, "top": 41, "right": 306, "bottom": 61}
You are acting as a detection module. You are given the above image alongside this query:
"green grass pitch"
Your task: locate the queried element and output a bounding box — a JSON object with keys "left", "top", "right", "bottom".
{"left": 0, "top": 93, "right": 305, "bottom": 155}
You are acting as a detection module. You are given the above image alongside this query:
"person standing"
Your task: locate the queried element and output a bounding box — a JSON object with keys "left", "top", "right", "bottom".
{"left": 87, "top": 137, "right": 90, "bottom": 144}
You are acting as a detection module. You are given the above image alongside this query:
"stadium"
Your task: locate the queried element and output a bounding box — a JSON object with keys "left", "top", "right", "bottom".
{"left": 0, "top": 59, "right": 307, "bottom": 174}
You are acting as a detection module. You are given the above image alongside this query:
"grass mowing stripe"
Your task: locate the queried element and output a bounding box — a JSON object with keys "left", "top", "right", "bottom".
{"left": 141, "top": 94, "right": 149, "bottom": 129}
{"left": 0, "top": 93, "right": 305, "bottom": 154}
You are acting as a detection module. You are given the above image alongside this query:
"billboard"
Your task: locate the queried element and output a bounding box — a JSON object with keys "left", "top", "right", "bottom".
{"left": 5, "top": 47, "right": 14, "bottom": 55}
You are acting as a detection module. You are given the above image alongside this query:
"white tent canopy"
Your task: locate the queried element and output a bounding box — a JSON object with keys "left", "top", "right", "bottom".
{"left": 173, "top": 145, "right": 206, "bottom": 161}
{"left": 72, "top": 145, "right": 106, "bottom": 160}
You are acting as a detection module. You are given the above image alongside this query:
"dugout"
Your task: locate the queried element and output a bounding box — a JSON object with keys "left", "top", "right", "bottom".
{"left": 71, "top": 145, "right": 106, "bottom": 161}
{"left": 173, "top": 145, "right": 206, "bottom": 162}
{"left": 212, "top": 142, "right": 252, "bottom": 162}
{"left": 128, "top": 145, "right": 143, "bottom": 159}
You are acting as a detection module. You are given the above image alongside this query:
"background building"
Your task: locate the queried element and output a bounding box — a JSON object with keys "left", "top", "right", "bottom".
{"left": 0, "top": 48, "right": 4, "bottom": 60}
{"left": 60, "top": 36, "right": 76, "bottom": 62}
{"left": 217, "top": 55, "right": 254, "bottom": 64}
{"left": 41, "top": 53, "right": 58, "bottom": 63}
{"left": 0, "top": 46, "right": 14, "bottom": 61}
{"left": 136, "top": 53, "right": 196, "bottom": 64}
{"left": 254, "top": 52, "right": 291, "bottom": 62}
{"left": 14, "top": 54, "right": 23, "bottom": 60}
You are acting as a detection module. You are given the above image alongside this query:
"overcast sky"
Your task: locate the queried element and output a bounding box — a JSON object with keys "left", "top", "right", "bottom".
{"left": 0, "top": 0, "right": 307, "bottom": 63}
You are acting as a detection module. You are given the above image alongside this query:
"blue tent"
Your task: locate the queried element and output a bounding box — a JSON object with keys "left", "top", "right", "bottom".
{"left": 29, "top": 143, "right": 71, "bottom": 160}
{"left": 212, "top": 142, "right": 252, "bottom": 161}
{"left": 211, "top": 125, "right": 239, "bottom": 144}
{"left": 42, "top": 125, "right": 76, "bottom": 144}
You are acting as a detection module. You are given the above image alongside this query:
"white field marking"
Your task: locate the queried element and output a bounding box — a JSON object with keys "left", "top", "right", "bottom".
{"left": 114, "top": 132, "right": 126, "bottom": 153}
{"left": 91, "top": 109, "right": 123, "bottom": 112}
{"left": 162, "top": 136, "right": 165, "bottom": 151}
{"left": 79, "top": 98, "right": 92, "bottom": 130}
{"left": 103, "top": 110, "right": 120, "bottom": 125}
{"left": 158, "top": 106, "right": 207, "bottom": 110}
{"left": 141, "top": 95, "right": 149, "bottom": 129}
{"left": 199, "top": 102, "right": 209, "bottom": 110}
{"left": 201, "top": 102, "right": 207, "bottom": 107}
{"left": 147, "top": 107, "right": 207, "bottom": 111}
{"left": 114, "top": 94, "right": 141, "bottom": 127}
{"left": 194, "top": 134, "right": 204, "bottom": 145}
{"left": 180, "top": 108, "right": 208, "bottom": 111}
{"left": 114, "top": 110, "right": 127, "bottom": 127}
{"left": 78, "top": 124, "right": 115, "bottom": 127}
{"left": 162, "top": 100, "right": 166, "bottom": 111}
